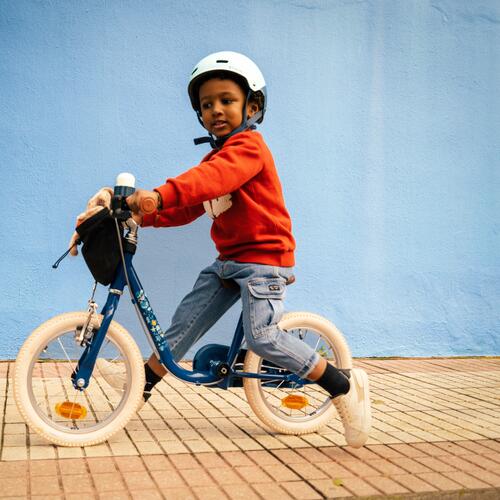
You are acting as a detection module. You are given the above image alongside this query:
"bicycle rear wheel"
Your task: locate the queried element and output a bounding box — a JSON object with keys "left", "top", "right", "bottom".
{"left": 14, "top": 312, "right": 145, "bottom": 447}
{"left": 243, "top": 311, "right": 352, "bottom": 434}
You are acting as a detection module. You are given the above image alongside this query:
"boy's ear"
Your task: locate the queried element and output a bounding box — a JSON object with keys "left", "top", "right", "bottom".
{"left": 247, "top": 102, "right": 259, "bottom": 119}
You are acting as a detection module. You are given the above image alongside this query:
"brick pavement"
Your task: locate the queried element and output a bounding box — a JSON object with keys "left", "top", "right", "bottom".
{"left": 0, "top": 357, "right": 499, "bottom": 499}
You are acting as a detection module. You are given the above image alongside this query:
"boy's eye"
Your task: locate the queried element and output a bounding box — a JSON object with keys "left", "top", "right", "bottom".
{"left": 201, "top": 102, "right": 212, "bottom": 110}
{"left": 222, "top": 98, "right": 233, "bottom": 105}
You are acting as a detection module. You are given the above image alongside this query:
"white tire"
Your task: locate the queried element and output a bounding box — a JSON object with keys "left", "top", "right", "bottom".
{"left": 14, "top": 312, "right": 145, "bottom": 447}
{"left": 243, "top": 311, "right": 352, "bottom": 435}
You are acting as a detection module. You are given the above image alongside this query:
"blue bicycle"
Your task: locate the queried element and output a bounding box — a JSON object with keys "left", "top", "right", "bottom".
{"left": 14, "top": 175, "right": 352, "bottom": 447}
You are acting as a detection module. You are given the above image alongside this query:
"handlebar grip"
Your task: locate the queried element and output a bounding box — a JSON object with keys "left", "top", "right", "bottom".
{"left": 140, "top": 196, "right": 158, "bottom": 215}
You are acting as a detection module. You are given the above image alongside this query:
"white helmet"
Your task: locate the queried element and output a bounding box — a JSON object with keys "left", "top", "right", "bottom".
{"left": 188, "top": 51, "right": 267, "bottom": 124}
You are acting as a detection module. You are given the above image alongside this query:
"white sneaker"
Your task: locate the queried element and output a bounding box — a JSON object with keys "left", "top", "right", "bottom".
{"left": 332, "top": 368, "right": 372, "bottom": 448}
{"left": 95, "top": 358, "right": 147, "bottom": 412}
{"left": 95, "top": 358, "right": 127, "bottom": 392}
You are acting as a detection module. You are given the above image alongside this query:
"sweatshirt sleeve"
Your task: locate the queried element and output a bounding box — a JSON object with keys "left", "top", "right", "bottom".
{"left": 141, "top": 204, "right": 205, "bottom": 228}
{"left": 155, "top": 132, "right": 263, "bottom": 209}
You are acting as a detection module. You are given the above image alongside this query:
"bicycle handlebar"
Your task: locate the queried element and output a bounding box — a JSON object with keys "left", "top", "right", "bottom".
{"left": 139, "top": 195, "right": 157, "bottom": 215}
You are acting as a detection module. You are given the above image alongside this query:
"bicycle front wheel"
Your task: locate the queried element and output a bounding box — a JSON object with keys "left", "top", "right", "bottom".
{"left": 243, "top": 311, "right": 352, "bottom": 435}
{"left": 14, "top": 312, "right": 145, "bottom": 447}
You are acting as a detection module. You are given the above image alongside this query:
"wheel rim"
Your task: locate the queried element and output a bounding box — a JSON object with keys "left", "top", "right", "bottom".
{"left": 26, "top": 325, "right": 133, "bottom": 435}
{"left": 256, "top": 325, "right": 340, "bottom": 423}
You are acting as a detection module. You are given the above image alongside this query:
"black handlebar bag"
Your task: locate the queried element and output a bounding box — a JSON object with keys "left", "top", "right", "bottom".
{"left": 75, "top": 208, "right": 122, "bottom": 285}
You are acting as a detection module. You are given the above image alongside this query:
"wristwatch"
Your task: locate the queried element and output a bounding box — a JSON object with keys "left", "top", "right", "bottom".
{"left": 154, "top": 190, "right": 163, "bottom": 210}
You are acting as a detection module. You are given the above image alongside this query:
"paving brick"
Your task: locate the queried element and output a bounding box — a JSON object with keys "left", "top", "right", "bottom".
{"left": 414, "top": 455, "right": 458, "bottom": 472}
{"left": 457, "top": 440, "right": 498, "bottom": 455}
{"left": 263, "top": 463, "right": 301, "bottom": 482}
{"left": 178, "top": 467, "right": 215, "bottom": 487}
{"left": 209, "top": 466, "right": 244, "bottom": 485}
{"left": 61, "top": 473, "right": 93, "bottom": 494}
{"left": 272, "top": 449, "right": 309, "bottom": 464}
{"left": 97, "top": 492, "right": 129, "bottom": 500}
{"left": 221, "top": 450, "right": 254, "bottom": 467}
{"left": 318, "top": 447, "right": 354, "bottom": 462}
{"left": 295, "top": 447, "right": 333, "bottom": 463}
{"left": 30, "top": 476, "right": 63, "bottom": 496}
{"left": 338, "top": 475, "right": 381, "bottom": 496}
{"left": 142, "top": 454, "right": 174, "bottom": 471}
{"left": 308, "top": 478, "right": 353, "bottom": 498}
{"left": 482, "top": 440, "right": 500, "bottom": 453}
{"left": 1, "top": 446, "right": 28, "bottom": 460}
{"left": 410, "top": 442, "right": 448, "bottom": 456}
{"left": 466, "top": 468, "right": 500, "bottom": 487}
{"left": 123, "top": 470, "right": 152, "bottom": 491}
{"left": 316, "top": 460, "right": 356, "bottom": 479}
{"left": 65, "top": 494, "right": 98, "bottom": 500}
{"left": 388, "top": 443, "right": 430, "bottom": 458}
{"left": 391, "top": 456, "right": 435, "bottom": 474}
{"left": 58, "top": 458, "right": 88, "bottom": 475}
{"left": 417, "top": 471, "right": 464, "bottom": 490}
{"left": 130, "top": 489, "right": 164, "bottom": 500}
{"left": 344, "top": 445, "right": 381, "bottom": 461}
{"left": 432, "top": 441, "right": 475, "bottom": 455}
{"left": 1, "top": 476, "right": 29, "bottom": 497}
{"left": 462, "top": 453, "right": 500, "bottom": 472}
{"left": 365, "top": 475, "right": 411, "bottom": 495}
{"left": 252, "top": 481, "right": 294, "bottom": 499}
{"left": 0, "top": 459, "right": 28, "bottom": 477}
{"left": 280, "top": 480, "right": 323, "bottom": 499}
{"left": 366, "top": 458, "right": 408, "bottom": 475}
{"left": 92, "top": 472, "right": 126, "bottom": 493}
{"left": 30, "top": 459, "right": 58, "bottom": 476}
{"left": 150, "top": 469, "right": 186, "bottom": 489}
{"left": 246, "top": 449, "right": 282, "bottom": 466}
{"left": 391, "top": 474, "right": 438, "bottom": 493}
{"left": 442, "top": 471, "right": 491, "bottom": 489}
{"left": 235, "top": 464, "right": 273, "bottom": 483}
{"left": 341, "top": 458, "right": 381, "bottom": 477}
{"left": 169, "top": 453, "right": 201, "bottom": 470}
{"left": 114, "top": 455, "right": 146, "bottom": 473}
{"left": 221, "top": 483, "right": 261, "bottom": 499}
{"left": 288, "top": 462, "right": 329, "bottom": 480}
{"left": 57, "top": 446, "right": 84, "bottom": 459}
{"left": 86, "top": 457, "right": 117, "bottom": 474}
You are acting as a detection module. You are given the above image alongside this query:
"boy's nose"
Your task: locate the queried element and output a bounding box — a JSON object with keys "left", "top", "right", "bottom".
{"left": 211, "top": 103, "right": 223, "bottom": 115}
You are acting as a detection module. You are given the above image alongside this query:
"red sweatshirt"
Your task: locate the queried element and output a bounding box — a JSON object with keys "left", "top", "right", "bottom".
{"left": 141, "top": 130, "right": 296, "bottom": 267}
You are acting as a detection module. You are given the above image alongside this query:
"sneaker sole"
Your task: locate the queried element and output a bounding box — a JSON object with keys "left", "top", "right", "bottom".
{"left": 347, "top": 368, "right": 372, "bottom": 447}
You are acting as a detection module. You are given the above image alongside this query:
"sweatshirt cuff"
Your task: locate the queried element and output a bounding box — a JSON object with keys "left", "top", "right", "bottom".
{"left": 155, "top": 181, "right": 178, "bottom": 209}
{"left": 141, "top": 212, "right": 157, "bottom": 227}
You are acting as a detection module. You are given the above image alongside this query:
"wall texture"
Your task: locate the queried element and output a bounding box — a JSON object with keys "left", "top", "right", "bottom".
{"left": 1, "top": 0, "right": 499, "bottom": 359}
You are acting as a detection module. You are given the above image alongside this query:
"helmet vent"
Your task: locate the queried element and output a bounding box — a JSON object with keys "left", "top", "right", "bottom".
{"left": 216, "top": 59, "right": 228, "bottom": 63}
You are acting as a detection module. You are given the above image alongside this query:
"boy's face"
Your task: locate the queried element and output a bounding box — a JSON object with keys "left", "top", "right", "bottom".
{"left": 199, "top": 78, "right": 259, "bottom": 137}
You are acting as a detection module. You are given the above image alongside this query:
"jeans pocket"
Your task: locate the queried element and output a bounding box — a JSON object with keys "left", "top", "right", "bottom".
{"left": 247, "top": 278, "right": 286, "bottom": 339}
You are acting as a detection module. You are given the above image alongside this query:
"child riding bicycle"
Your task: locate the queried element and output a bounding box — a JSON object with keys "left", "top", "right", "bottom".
{"left": 92, "top": 51, "right": 372, "bottom": 447}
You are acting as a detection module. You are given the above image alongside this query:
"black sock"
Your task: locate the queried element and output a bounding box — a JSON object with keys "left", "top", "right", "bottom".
{"left": 315, "top": 364, "right": 351, "bottom": 398}
{"left": 144, "top": 362, "right": 162, "bottom": 401}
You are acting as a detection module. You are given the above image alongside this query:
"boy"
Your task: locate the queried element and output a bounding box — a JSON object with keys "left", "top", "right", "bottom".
{"left": 101, "top": 51, "right": 371, "bottom": 447}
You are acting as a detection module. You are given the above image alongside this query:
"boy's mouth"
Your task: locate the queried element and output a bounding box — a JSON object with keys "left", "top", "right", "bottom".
{"left": 212, "top": 120, "right": 227, "bottom": 130}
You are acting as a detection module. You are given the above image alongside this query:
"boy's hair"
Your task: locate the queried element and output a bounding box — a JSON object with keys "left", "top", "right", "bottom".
{"left": 192, "top": 70, "right": 265, "bottom": 112}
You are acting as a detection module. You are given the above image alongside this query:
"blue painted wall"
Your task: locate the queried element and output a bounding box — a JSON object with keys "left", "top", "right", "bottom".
{"left": 1, "top": 0, "right": 499, "bottom": 359}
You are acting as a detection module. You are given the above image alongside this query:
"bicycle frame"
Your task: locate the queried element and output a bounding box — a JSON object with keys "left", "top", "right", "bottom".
{"left": 72, "top": 237, "right": 305, "bottom": 391}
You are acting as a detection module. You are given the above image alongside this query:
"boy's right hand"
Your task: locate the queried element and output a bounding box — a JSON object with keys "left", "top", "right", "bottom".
{"left": 126, "top": 189, "right": 160, "bottom": 216}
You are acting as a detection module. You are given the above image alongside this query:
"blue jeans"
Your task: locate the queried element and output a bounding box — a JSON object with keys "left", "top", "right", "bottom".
{"left": 164, "top": 259, "right": 320, "bottom": 378}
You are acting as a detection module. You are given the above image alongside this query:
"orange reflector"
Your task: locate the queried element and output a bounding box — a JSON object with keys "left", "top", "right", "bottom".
{"left": 281, "top": 394, "right": 309, "bottom": 410}
{"left": 55, "top": 401, "right": 87, "bottom": 420}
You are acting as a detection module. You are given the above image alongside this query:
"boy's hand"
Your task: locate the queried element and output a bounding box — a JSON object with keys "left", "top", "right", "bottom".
{"left": 126, "top": 189, "right": 160, "bottom": 216}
